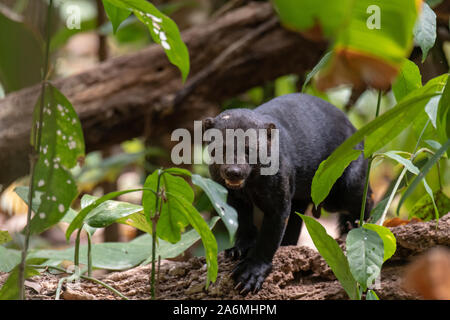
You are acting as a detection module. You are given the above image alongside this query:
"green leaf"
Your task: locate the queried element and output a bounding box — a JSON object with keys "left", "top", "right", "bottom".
{"left": 102, "top": 0, "right": 131, "bottom": 33}
{"left": 66, "top": 188, "right": 151, "bottom": 240}
{"left": 381, "top": 151, "right": 419, "bottom": 174}
{"left": 413, "top": 2, "right": 437, "bottom": 62}
{"left": 81, "top": 194, "right": 143, "bottom": 228}
{"left": 0, "top": 246, "right": 21, "bottom": 272}
{"left": 28, "top": 84, "right": 84, "bottom": 234}
{"left": 363, "top": 224, "right": 396, "bottom": 262}
{"left": 409, "top": 190, "right": 450, "bottom": 221}
{"left": 0, "top": 231, "right": 12, "bottom": 245}
{"left": 167, "top": 192, "right": 218, "bottom": 288}
{"left": 397, "top": 138, "right": 450, "bottom": 214}
{"left": 392, "top": 59, "right": 422, "bottom": 102}
{"left": 302, "top": 51, "right": 332, "bottom": 92}
{"left": 437, "top": 76, "right": 449, "bottom": 147}
{"left": 366, "top": 289, "right": 379, "bottom": 300}
{"left": 103, "top": 0, "right": 190, "bottom": 81}
{"left": 425, "top": 95, "right": 441, "bottom": 129}
{"left": 163, "top": 167, "right": 192, "bottom": 177}
{"left": 117, "top": 212, "right": 152, "bottom": 234}
{"left": 273, "top": 0, "right": 352, "bottom": 38}
{"left": 346, "top": 228, "right": 384, "bottom": 290}
{"left": 148, "top": 172, "right": 193, "bottom": 243}
{"left": 191, "top": 174, "right": 238, "bottom": 242}
{"left": 0, "top": 265, "right": 39, "bottom": 300}
{"left": 311, "top": 149, "right": 361, "bottom": 207}
{"left": 0, "top": 11, "right": 43, "bottom": 92}
{"left": 141, "top": 216, "right": 219, "bottom": 265}
{"left": 425, "top": 139, "right": 442, "bottom": 150}
{"left": 311, "top": 74, "right": 448, "bottom": 206}
{"left": 30, "top": 216, "right": 219, "bottom": 271}
{"left": 298, "top": 214, "right": 358, "bottom": 300}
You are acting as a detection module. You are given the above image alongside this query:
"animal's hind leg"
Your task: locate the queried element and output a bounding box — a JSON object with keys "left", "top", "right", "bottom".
{"left": 281, "top": 201, "right": 309, "bottom": 246}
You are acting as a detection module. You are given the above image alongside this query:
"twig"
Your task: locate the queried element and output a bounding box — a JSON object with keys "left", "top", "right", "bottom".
{"left": 173, "top": 16, "right": 279, "bottom": 106}
{"left": 18, "top": 0, "right": 53, "bottom": 300}
{"left": 29, "top": 265, "right": 129, "bottom": 300}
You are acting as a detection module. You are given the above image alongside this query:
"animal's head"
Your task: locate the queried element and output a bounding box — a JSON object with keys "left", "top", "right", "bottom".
{"left": 203, "top": 109, "right": 277, "bottom": 190}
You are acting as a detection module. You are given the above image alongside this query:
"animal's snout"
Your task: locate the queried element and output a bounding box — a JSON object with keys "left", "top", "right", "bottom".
{"left": 224, "top": 166, "right": 243, "bottom": 180}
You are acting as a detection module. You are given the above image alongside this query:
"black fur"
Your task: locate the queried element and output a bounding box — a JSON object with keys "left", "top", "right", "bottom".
{"left": 204, "top": 93, "right": 372, "bottom": 294}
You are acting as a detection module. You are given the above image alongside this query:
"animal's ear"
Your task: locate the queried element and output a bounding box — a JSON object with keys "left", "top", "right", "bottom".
{"left": 203, "top": 117, "right": 215, "bottom": 131}
{"left": 266, "top": 122, "right": 276, "bottom": 138}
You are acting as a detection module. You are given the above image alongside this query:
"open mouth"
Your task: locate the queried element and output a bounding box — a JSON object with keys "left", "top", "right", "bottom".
{"left": 225, "top": 179, "right": 245, "bottom": 189}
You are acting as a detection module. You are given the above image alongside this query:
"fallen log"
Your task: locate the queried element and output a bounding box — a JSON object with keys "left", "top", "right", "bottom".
{"left": 0, "top": 2, "right": 326, "bottom": 187}
{"left": 3, "top": 213, "right": 448, "bottom": 300}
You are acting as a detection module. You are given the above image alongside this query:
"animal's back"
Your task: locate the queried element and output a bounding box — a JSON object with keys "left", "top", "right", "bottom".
{"left": 255, "top": 94, "right": 358, "bottom": 176}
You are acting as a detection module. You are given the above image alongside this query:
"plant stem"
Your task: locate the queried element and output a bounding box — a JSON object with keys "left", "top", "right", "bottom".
{"left": 18, "top": 0, "right": 53, "bottom": 300}
{"left": 378, "top": 167, "right": 408, "bottom": 226}
{"left": 359, "top": 90, "right": 382, "bottom": 226}
{"left": 150, "top": 169, "right": 163, "bottom": 300}
{"left": 29, "top": 265, "right": 129, "bottom": 300}
{"left": 87, "top": 230, "right": 93, "bottom": 277}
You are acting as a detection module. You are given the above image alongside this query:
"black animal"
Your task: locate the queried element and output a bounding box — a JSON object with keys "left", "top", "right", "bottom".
{"left": 203, "top": 93, "right": 372, "bottom": 294}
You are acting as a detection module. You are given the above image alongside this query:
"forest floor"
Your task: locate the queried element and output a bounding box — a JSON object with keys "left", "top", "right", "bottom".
{"left": 2, "top": 213, "right": 449, "bottom": 300}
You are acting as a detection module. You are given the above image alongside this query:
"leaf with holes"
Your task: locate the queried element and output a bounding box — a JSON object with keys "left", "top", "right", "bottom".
{"left": 103, "top": 0, "right": 189, "bottom": 81}
{"left": 28, "top": 84, "right": 84, "bottom": 234}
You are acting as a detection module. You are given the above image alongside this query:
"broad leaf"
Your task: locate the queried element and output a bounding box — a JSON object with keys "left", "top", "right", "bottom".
{"left": 81, "top": 194, "right": 143, "bottom": 228}
{"left": 66, "top": 188, "right": 153, "bottom": 240}
{"left": 167, "top": 192, "right": 218, "bottom": 288}
{"left": 192, "top": 174, "right": 238, "bottom": 242}
{"left": 0, "top": 231, "right": 11, "bottom": 245}
{"left": 392, "top": 59, "right": 422, "bottom": 102}
{"left": 103, "top": 0, "right": 190, "bottom": 81}
{"left": 311, "top": 149, "right": 361, "bottom": 207}
{"left": 298, "top": 214, "right": 358, "bottom": 300}
{"left": 363, "top": 224, "right": 396, "bottom": 262}
{"left": 346, "top": 228, "right": 384, "bottom": 290}
{"left": 103, "top": 0, "right": 131, "bottom": 33}
{"left": 29, "top": 84, "right": 84, "bottom": 234}
{"left": 413, "top": 2, "right": 437, "bottom": 62}
{"left": 0, "top": 246, "right": 21, "bottom": 272}
{"left": 0, "top": 11, "right": 42, "bottom": 92}
{"left": 0, "top": 265, "right": 39, "bottom": 300}
{"left": 381, "top": 151, "right": 419, "bottom": 174}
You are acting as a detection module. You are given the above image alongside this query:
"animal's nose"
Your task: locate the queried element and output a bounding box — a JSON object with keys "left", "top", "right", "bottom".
{"left": 225, "top": 166, "right": 242, "bottom": 179}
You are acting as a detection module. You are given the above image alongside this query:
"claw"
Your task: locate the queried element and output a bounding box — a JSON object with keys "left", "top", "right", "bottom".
{"left": 234, "top": 282, "right": 243, "bottom": 291}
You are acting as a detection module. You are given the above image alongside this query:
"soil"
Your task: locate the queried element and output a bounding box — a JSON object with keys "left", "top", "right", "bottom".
{"left": 2, "top": 213, "right": 449, "bottom": 300}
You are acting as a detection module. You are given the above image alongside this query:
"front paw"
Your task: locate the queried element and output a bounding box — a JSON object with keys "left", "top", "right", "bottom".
{"left": 232, "top": 258, "right": 272, "bottom": 294}
{"left": 225, "top": 239, "right": 256, "bottom": 260}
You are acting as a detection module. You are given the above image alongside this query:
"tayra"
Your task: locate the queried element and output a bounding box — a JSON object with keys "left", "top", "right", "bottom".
{"left": 203, "top": 93, "right": 372, "bottom": 294}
